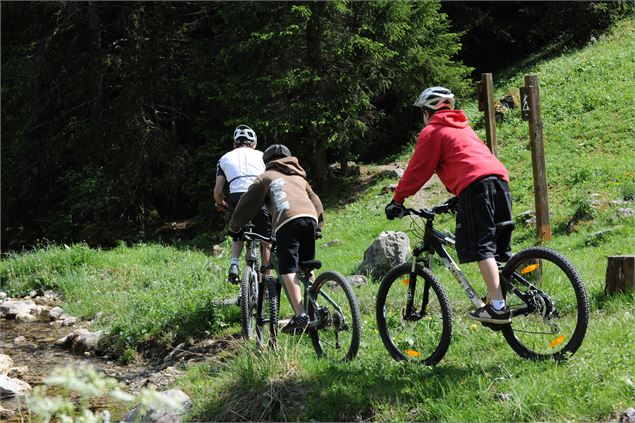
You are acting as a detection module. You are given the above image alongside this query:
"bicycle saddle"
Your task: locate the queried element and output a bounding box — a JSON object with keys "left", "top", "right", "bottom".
{"left": 299, "top": 260, "right": 322, "bottom": 272}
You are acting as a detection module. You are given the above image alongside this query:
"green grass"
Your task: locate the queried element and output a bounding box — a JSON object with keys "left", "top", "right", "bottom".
{"left": 0, "top": 242, "right": 240, "bottom": 357}
{"left": 2, "top": 18, "right": 635, "bottom": 422}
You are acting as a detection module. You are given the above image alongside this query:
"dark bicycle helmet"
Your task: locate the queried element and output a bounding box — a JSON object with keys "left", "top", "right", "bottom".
{"left": 263, "top": 144, "right": 291, "bottom": 163}
{"left": 233, "top": 124, "right": 257, "bottom": 147}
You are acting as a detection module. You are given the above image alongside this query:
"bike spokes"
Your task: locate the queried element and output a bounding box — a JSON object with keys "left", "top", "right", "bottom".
{"left": 308, "top": 271, "right": 361, "bottom": 362}
{"left": 376, "top": 264, "right": 452, "bottom": 365}
{"left": 501, "top": 247, "right": 589, "bottom": 360}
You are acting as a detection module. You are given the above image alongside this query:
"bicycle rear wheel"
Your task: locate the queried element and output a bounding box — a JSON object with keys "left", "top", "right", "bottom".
{"left": 501, "top": 246, "right": 589, "bottom": 360}
{"left": 307, "top": 271, "right": 361, "bottom": 362}
{"left": 376, "top": 263, "right": 452, "bottom": 365}
{"left": 240, "top": 266, "right": 258, "bottom": 340}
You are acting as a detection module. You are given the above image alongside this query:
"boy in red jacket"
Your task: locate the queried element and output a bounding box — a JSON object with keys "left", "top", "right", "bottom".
{"left": 385, "top": 86, "right": 513, "bottom": 324}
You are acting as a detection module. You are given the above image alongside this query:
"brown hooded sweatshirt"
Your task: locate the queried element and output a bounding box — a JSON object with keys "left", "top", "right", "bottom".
{"left": 229, "top": 156, "right": 324, "bottom": 235}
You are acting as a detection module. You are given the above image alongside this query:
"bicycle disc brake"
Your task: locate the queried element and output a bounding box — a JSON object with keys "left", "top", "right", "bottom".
{"left": 520, "top": 289, "right": 561, "bottom": 334}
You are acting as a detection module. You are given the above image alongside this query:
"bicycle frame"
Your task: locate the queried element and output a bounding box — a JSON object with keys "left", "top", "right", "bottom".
{"left": 402, "top": 209, "right": 485, "bottom": 320}
{"left": 405, "top": 207, "right": 541, "bottom": 321}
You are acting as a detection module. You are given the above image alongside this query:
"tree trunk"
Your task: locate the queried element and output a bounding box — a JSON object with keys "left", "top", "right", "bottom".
{"left": 88, "top": 2, "right": 103, "bottom": 118}
{"left": 604, "top": 255, "right": 635, "bottom": 295}
{"left": 307, "top": 2, "right": 327, "bottom": 186}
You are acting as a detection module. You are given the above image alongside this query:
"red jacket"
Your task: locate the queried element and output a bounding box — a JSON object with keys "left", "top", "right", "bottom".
{"left": 393, "top": 109, "right": 509, "bottom": 203}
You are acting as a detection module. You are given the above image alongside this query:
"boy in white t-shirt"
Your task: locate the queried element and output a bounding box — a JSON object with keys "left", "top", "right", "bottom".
{"left": 214, "top": 125, "right": 272, "bottom": 284}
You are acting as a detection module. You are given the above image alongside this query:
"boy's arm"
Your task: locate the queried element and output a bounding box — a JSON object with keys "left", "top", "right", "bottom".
{"left": 306, "top": 183, "right": 324, "bottom": 230}
{"left": 213, "top": 175, "right": 227, "bottom": 206}
{"left": 393, "top": 131, "right": 441, "bottom": 203}
{"left": 229, "top": 178, "right": 267, "bottom": 232}
{"left": 213, "top": 160, "right": 227, "bottom": 206}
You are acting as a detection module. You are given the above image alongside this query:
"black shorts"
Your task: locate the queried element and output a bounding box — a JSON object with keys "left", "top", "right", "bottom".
{"left": 275, "top": 217, "right": 317, "bottom": 274}
{"left": 455, "top": 176, "right": 512, "bottom": 264}
{"left": 228, "top": 192, "right": 272, "bottom": 238}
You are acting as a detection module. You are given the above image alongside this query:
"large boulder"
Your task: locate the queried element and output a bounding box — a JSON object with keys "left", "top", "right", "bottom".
{"left": 357, "top": 231, "right": 410, "bottom": 279}
{"left": 123, "top": 389, "right": 192, "bottom": 423}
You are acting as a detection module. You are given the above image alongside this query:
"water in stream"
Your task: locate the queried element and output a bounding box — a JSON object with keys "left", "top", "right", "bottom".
{"left": 0, "top": 316, "right": 140, "bottom": 421}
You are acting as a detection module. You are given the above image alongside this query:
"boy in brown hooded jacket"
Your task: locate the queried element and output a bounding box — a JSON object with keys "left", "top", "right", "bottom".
{"left": 229, "top": 144, "right": 324, "bottom": 334}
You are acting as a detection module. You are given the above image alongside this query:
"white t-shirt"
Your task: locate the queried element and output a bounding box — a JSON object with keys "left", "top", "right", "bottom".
{"left": 216, "top": 147, "right": 266, "bottom": 194}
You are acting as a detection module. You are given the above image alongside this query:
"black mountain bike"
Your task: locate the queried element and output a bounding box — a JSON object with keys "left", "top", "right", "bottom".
{"left": 239, "top": 225, "right": 362, "bottom": 362}
{"left": 376, "top": 198, "right": 590, "bottom": 365}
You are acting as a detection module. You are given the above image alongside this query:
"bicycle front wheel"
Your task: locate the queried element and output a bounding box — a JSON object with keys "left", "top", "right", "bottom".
{"left": 307, "top": 271, "right": 362, "bottom": 362}
{"left": 501, "top": 246, "right": 589, "bottom": 360}
{"left": 255, "top": 278, "right": 280, "bottom": 349}
{"left": 240, "top": 266, "right": 258, "bottom": 340}
{"left": 376, "top": 263, "right": 452, "bottom": 365}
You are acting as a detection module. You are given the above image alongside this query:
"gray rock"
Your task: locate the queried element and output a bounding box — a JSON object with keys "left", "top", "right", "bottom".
{"left": 55, "top": 329, "right": 104, "bottom": 354}
{"left": 346, "top": 275, "right": 369, "bottom": 288}
{"left": 0, "top": 354, "right": 14, "bottom": 375}
{"left": 357, "top": 231, "right": 410, "bottom": 279}
{"left": 322, "top": 239, "right": 343, "bottom": 247}
{"left": 0, "top": 405, "right": 15, "bottom": 419}
{"left": 7, "top": 366, "right": 28, "bottom": 379}
{"left": 48, "top": 306, "right": 65, "bottom": 320}
{"left": 0, "top": 292, "right": 7, "bottom": 301}
{"left": 0, "top": 374, "right": 32, "bottom": 398}
{"left": 619, "top": 408, "right": 635, "bottom": 423}
{"left": 123, "top": 389, "right": 192, "bottom": 423}
{"left": 0, "top": 299, "right": 37, "bottom": 319}
{"left": 13, "top": 336, "right": 27, "bottom": 345}
{"left": 15, "top": 312, "right": 37, "bottom": 323}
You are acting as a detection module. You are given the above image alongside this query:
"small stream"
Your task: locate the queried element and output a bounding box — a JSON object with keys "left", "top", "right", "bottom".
{"left": 0, "top": 315, "right": 154, "bottom": 421}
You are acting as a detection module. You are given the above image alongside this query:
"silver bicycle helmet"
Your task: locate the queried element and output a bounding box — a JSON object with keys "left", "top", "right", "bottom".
{"left": 233, "top": 124, "right": 257, "bottom": 147}
{"left": 263, "top": 144, "right": 291, "bottom": 164}
{"left": 413, "top": 86, "right": 455, "bottom": 110}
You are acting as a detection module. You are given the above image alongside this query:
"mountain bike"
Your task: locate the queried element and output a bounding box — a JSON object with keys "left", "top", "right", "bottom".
{"left": 240, "top": 225, "right": 362, "bottom": 362}
{"left": 376, "top": 198, "right": 589, "bottom": 365}
{"left": 237, "top": 223, "right": 277, "bottom": 348}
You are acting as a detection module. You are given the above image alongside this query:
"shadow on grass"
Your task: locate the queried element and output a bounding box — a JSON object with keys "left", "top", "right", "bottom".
{"left": 189, "top": 352, "right": 497, "bottom": 422}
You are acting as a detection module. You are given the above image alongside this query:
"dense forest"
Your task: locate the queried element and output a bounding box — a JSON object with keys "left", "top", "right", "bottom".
{"left": 1, "top": 1, "right": 630, "bottom": 251}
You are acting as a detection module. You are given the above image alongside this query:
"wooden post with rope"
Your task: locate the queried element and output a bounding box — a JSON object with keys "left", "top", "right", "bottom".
{"left": 477, "top": 73, "right": 498, "bottom": 156}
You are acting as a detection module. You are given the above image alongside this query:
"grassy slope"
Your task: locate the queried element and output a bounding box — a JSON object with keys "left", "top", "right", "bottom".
{"left": 1, "top": 19, "right": 634, "bottom": 422}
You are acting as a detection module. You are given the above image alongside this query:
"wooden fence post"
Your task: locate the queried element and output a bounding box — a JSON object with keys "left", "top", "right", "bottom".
{"left": 477, "top": 73, "right": 498, "bottom": 156}
{"left": 605, "top": 255, "right": 635, "bottom": 295}
{"left": 521, "top": 74, "right": 552, "bottom": 242}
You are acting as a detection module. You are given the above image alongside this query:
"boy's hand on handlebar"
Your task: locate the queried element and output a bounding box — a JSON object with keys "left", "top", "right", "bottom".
{"left": 443, "top": 197, "right": 458, "bottom": 214}
{"left": 385, "top": 200, "right": 407, "bottom": 220}
{"left": 215, "top": 201, "right": 228, "bottom": 212}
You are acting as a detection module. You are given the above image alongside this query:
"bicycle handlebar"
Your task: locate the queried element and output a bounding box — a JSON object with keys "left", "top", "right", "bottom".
{"left": 242, "top": 230, "right": 272, "bottom": 243}
{"left": 403, "top": 197, "right": 458, "bottom": 220}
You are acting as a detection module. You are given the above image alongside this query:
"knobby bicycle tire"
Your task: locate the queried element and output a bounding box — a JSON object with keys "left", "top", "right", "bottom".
{"left": 501, "top": 246, "right": 589, "bottom": 360}
{"left": 376, "top": 263, "right": 453, "bottom": 365}
{"left": 240, "top": 266, "right": 257, "bottom": 340}
{"left": 308, "top": 271, "right": 362, "bottom": 362}
{"left": 256, "top": 278, "right": 280, "bottom": 349}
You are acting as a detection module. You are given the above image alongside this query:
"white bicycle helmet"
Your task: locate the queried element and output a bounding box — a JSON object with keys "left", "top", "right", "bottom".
{"left": 233, "top": 124, "right": 257, "bottom": 147}
{"left": 413, "top": 86, "right": 455, "bottom": 110}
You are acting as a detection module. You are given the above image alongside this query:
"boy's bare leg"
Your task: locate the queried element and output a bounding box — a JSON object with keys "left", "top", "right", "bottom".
{"left": 282, "top": 273, "right": 304, "bottom": 316}
{"left": 262, "top": 242, "right": 272, "bottom": 277}
{"left": 231, "top": 240, "right": 243, "bottom": 261}
{"left": 478, "top": 258, "right": 503, "bottom": 301}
